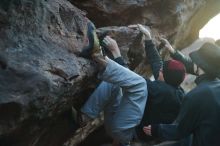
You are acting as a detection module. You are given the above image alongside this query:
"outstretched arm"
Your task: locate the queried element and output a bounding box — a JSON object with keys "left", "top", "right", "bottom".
{"left": 143, "top": 124, "right": 179, "bottom": 141}
{"left": 160, "top": 38, "right": 195, "bottom": 75}
{"left": 137, "top": 24, "right": 163, "bottom": 80}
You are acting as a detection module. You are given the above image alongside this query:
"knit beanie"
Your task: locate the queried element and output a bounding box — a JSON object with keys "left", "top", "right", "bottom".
{"left": 163, "top": 59, "right": 186, "bottom": 87}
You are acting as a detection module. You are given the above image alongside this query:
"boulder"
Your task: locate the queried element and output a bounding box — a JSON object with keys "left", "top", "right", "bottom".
{"left": 0, "top": 0, "right": 96, "bottom": 145}
{"left": 70, "top": 0, "right": 220, "bottom": 48}
{"left": 1, "top": 0, "right": 220, "bottom": 146}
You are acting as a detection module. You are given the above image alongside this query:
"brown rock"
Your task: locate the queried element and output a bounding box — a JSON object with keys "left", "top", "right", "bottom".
{"left": 1, "top": 0, "right": 220, "bottom": 146}
{"left": 70, "top": 0, "right": 220, "bottom": 48}
{"left": 0, "top": 0, "right": 96, "bottom": 145}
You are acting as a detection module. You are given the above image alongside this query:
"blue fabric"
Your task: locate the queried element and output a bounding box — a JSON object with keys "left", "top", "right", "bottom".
{"left": 81, "top": 58, "right": 148, "bottom": 143}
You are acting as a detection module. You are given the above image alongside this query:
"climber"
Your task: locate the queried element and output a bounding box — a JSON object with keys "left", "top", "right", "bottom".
{"left": 143, "top": 40, "right": 220, "bottom": 146}
{"left": 128, "top": 24, "right": 190, "bottom": 145}
{"left": 78, "top": 20, "right": 148, "bottom": 146}
{"left": 77, "top": 22, "right": 187, "bottom": 145}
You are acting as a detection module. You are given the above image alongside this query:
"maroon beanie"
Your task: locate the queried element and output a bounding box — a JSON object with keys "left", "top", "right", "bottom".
{"left": 163, "top": 59, "right": 186, "bottom": 87}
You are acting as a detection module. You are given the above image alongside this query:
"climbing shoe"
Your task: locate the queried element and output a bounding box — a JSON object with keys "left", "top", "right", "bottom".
{"left": 79, "top": 21, "right": 102, "bottom": 58}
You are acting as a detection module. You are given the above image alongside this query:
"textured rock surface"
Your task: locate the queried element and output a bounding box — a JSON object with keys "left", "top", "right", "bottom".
{"left": 0, "top": 0, "right": 220, "bottom": 146}
{"left": 0, "top": 0, "right": 96, "bottom": 145}
{"left": 0, "top": 1, "right": 151, "bottom": 145}
{"left": 97, "top": 26, "right": 146, "bottom": 70}
{"left": 71, "top": 0, "right": 220, "bottom": 48}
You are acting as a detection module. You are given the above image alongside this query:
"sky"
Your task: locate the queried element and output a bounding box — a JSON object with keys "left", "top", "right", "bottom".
{"left": 199, "top": 13, "right": 220, "bottom": 41}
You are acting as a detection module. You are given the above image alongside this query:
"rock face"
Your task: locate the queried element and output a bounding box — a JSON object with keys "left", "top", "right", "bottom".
{"left": 71, "top": 0, "right": 220, "bottom": 48}
{"left": 0, "top": 0, "right": 96, "bottom": 145}
{"left": 0, "top": 1, "right": 148, "bottom": 146}
{"left": 0, "top": 0, "right": 220, "bottom": 146}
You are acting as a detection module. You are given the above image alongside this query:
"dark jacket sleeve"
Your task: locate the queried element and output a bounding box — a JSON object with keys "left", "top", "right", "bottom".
{"left": 113, "top": 57, "right": 128, "bottom": 67}
{"left": 170, "top": 51, "right": 195, "bottom": 75}
{"left": 151, "top": 123, "right": 179, "bottom": 140}
{"left": 145, "top": 40, "right": 163, "bottom": 79}
{"left": 152, "top": 94, "right": 199, "bottom": 140}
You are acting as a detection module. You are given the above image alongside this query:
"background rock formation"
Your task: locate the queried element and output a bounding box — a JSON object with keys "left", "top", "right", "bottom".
{"left": 0, "top": 0, "right": 220, "bottom": 146}
{"left": 71, "top": 0, "right": 220, "bottom": 48}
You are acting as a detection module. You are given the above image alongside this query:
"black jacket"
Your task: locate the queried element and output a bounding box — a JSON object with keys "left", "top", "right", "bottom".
{"left": 152, "top": 51, "right": 220, "bottom": 146}
{"left": 135, "top": 40, "right": 185, "bottom": 141}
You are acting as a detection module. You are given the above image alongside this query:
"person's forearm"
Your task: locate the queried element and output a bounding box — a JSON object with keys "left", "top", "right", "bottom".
{"left": 111, "top": 50, "right": 121, "bottom": 59}
{"left": 152, "top": 124, "right": 180, "bottom": 141}
{"left": 145, "top": 40, "right": 163, "bottom": 79}
{"left": 170, "top": 51, "right": 195, "bottom": 75}
{"left": 113, "top": 57, "right": 128, "bottom": 67}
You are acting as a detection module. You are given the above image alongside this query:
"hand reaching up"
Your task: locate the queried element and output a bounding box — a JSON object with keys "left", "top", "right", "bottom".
{"left": 128, "top": 24, "right": 152, "bottom": 40}
{"left": 160, "top": 38, "right": 175, "bottom": 54}
{"left": 103, "top": 36, "right": 121, "bottom": 58}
